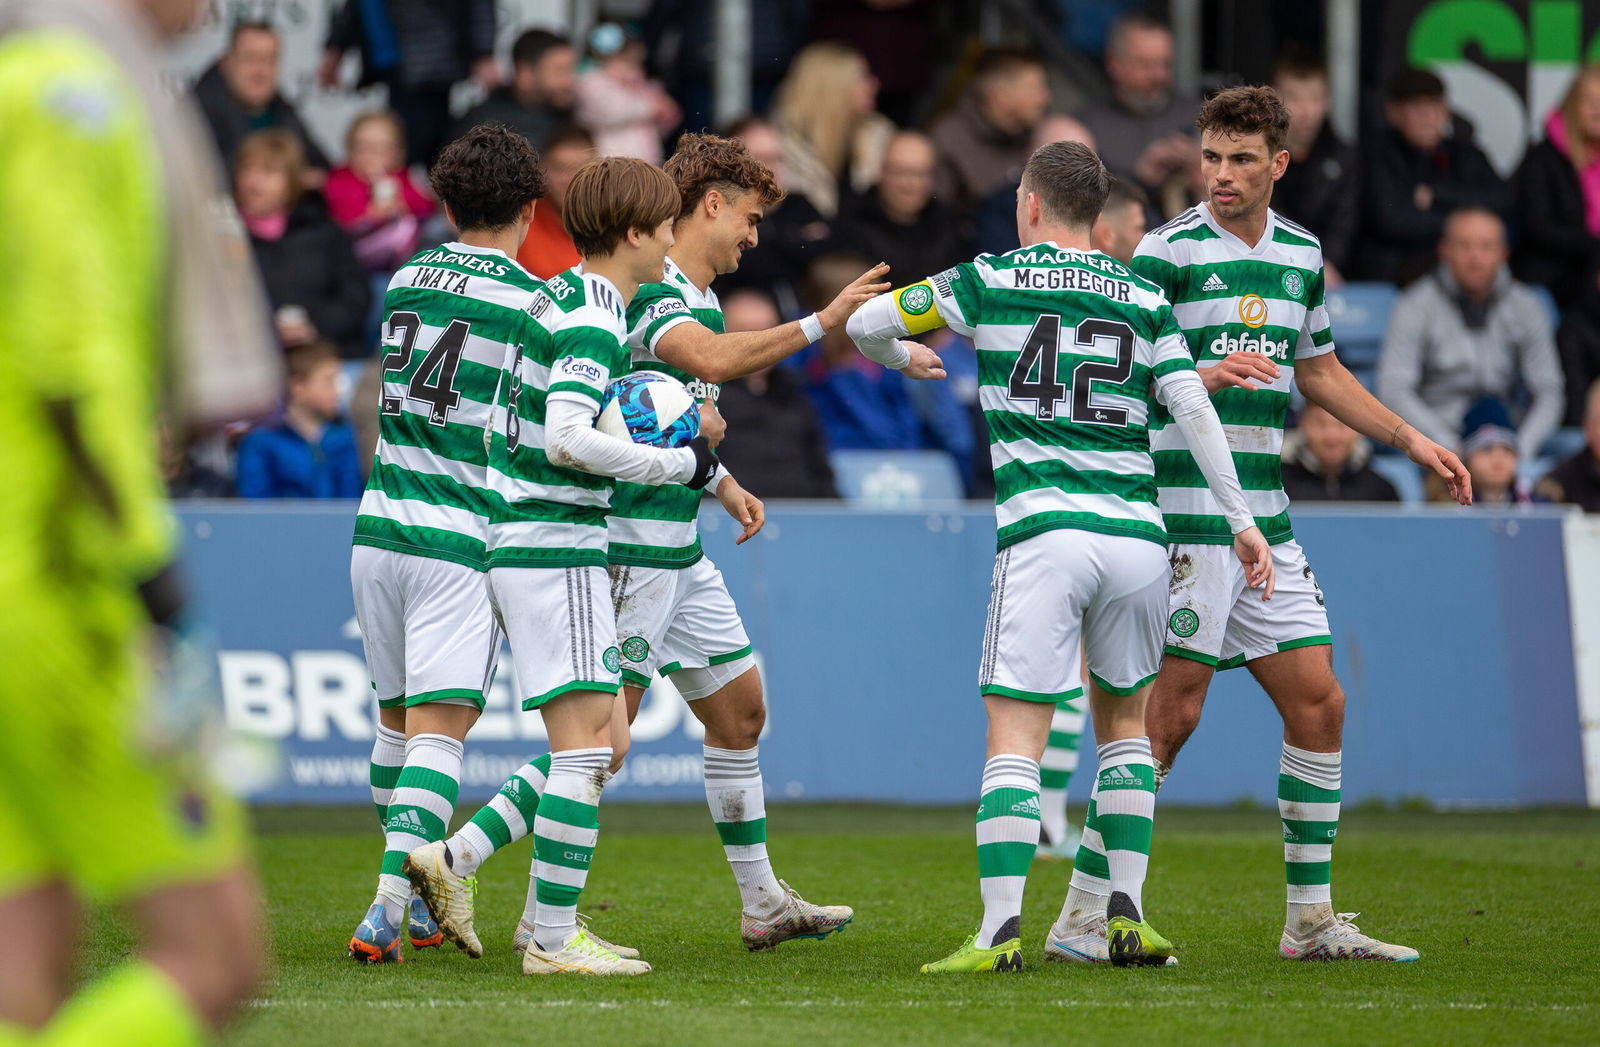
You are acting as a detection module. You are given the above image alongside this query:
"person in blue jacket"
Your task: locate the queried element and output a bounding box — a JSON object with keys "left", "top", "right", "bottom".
{"left": 236, "top": 340, "right": 363, "bottom": 498}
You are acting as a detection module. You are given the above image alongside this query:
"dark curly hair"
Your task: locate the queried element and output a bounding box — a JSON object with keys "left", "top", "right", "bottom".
{"left": 429, "top": 123, "right": 547, "bottom": 232}
{"left": 664, "top": 132, "right": 785, "bottom": 222}
{"left": 1196, "top": 85, "right": 1290, "bottom": 157}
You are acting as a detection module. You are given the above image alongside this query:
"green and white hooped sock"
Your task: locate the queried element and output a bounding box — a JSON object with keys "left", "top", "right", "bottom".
{"left": 704, "top": 744, "right": 784, "bottom": 917}
{"left": 446, "top": 752, "right": 551, "bottom": 879}
{"left": 377, "top": 732, "right": 464, "bottom": 923}
{"left": 1067, "top": 775, "right": 1111, "bottom": 898}
{"left": 1280, "top": 743, "right": 1340, "bottom": 911}
{"left": 1092, "top": 737, "right": 1157, "bottom": 914}
{"left": 532, "top": 747, "right": 610, "bottom": 952}
{"left": 1038, "top": 695, "right": 1085, "bottom": 844}
{"left": 975, "top": 754, "right": 1041, "bottom": 948}
{"left": 369, "top": 724, "right": 406, "bottom": 829}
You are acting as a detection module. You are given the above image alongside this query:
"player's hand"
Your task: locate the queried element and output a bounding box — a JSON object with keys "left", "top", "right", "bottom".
{"left": 1232, "top": 525, "right": 1275, "bottom": 601}
{"left": 698, "top": 398, "right": 727, "bottom": 449}
{"left": 817, "top": 262, "right": 892, "bottom": 329}
{"left": 900, "top": 340, "right": 947, "bottom": 381}
{"left": 717, "top": 477, "right": 765, "bottom": 545}
{"left": 1202, "top": 352, "right": 1280, "bottom": 394}
{"left": 1398, "top": 424, "right": 1473, "bottom": 505}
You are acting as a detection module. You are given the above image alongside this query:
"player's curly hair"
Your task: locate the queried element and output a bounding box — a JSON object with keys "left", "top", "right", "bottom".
{"left": 429, "top": 123, "right": 548, "bottom": 231}
{"left": 664, "top": 132, "right": 785, "bottom": 223}
{"left": 1196, "top": 85, "right": 1290, "bottom": 157}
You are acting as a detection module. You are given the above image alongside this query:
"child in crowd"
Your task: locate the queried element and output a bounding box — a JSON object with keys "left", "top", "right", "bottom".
{"left": 326, "top": 111, "right": 439, "bottom": 273}
{"left": 574, "top": 22, "right": 679, "bottom": 164}
{"left": 236, "top": 341, "right": 363, "bottom": 499}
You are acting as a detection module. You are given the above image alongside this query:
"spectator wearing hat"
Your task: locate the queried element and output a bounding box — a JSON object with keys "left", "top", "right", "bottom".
{"left": 1377, "top": 206, "right": 1564, "bottom": 457}
{"left": 1535, "top": 378, "right": 1600, "bottom": 511}
{"left": 1454, "top": 399, "right": 1530, "bottom": 506}
{"left": 574, "top": 23, "right": 679, "bottom": 164}
{"left": 235, "top": 341, "right": 363, "bottom": 499}
{"left": 1358, "top": 67, "right": 1510, "bottom": 284}
{"left": 1281, "top": 402, "right": 1400, "bottom": 503}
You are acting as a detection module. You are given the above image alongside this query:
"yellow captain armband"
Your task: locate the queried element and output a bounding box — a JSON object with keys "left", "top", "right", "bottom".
{"left": 894, "top": 281, "right": 947, "bottom": 335}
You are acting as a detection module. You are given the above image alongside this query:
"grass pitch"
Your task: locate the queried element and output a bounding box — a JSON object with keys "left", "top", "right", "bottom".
{"left": 86, "top": 804, "right": 1600, "bottom": 1045}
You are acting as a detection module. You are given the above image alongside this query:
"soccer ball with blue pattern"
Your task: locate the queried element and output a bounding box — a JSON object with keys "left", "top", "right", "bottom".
{"left": 596, "top": 370, "right": 701, "bottom": 449}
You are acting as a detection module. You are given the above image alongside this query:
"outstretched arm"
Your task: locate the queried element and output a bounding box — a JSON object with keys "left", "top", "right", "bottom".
{"left": 1298, "top": 350, "right": 1472, "bottom": 504}
{"left": 654, "top": 262, "right": 890, "bottom": 383}
{"left": 846, "top": 287, "right": 950, "bottom": 379}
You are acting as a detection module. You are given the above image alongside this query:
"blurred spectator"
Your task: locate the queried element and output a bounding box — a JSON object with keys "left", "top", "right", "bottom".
{"left": 1513, "top": 65, "right": 1600, "bottom": 310}
{"left": 1280, "top": 402, "right": 1399, "bottom": 502}
{"left": 1078, "top": 14, "right": 1200, "bottom": 218}
{"left": 840, "top": 131, "right": 968, "bottom": 288}
{"left": 1558, "top": 255, "right": 1600, "bottom": 424}
{"left": 642, "top": 0, "right": 808, "bottom": 134}
{"left": 1534, "top": 378, "right": 1600, "bottom": 511}
{"left": 809, "top": 0, "right": 939, "bottom": 127}
{"left": 1453, "top": 399, "right": 1530, "bottom": 506}
{"left": 1271, "top": 54, "right": 1359, "bottom": 283}
{"left": 931, "top": 47, "right": 1051, "bottom": 221}
{"left": 235, "top": 341, "right": 363, "bottom": 499}
{"left": 453, "top": 28, "right": 576, "bottom": 152}
{"left": 1376, "top": 207, "right": 1563, "bottom": 457}
{"left": 326, "top": 111, "right": 439, "bottom": 273}
{"left": 714, "top": 290, "right": 838, "bottom": 498}
{"left": 236, "top": 130, "right": 371, "bottom": 358}
{"left": 771, "top": 42, "right": 897, "bottom": 219}
{"left": 716, "top": 116, "right": 838, "bottom": 317}
{"left": 973, "top": 113, "right": 1095, "bottom": 254}
{"left": 574, "top": 23, "right": 679, "bottom": 164}
{"left": 1092, "top": 177, "right": 1149, "bottom": 264}
{"left": 797, "top": 255, "right": 975, "bottom": 478}
{"left": 322, "top": 0, "right": 498, "bottom": 166}
{"left": 192, "top": 21, "right": 328, "bottom": 183}
{"left": 515, "top": 124, "right": 593, "bottom": 279}
{"left": 1359, "top": 68, "right": 1510, "bottom": 285}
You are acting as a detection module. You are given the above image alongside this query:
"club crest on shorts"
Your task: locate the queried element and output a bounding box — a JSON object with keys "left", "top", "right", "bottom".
{"left": 1169, "top": 608, "right": 1200, "bottom": 638}
{"left": 621, "top": 636, "right": 650, "bottom": 662}
{"left": 603, "top": 646, "right": 622, "bottom": 673}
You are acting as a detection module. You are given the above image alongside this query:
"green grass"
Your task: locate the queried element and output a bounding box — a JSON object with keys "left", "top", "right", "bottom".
{"left": 86, "top": 805, "right": 1600, "bottom": 1046}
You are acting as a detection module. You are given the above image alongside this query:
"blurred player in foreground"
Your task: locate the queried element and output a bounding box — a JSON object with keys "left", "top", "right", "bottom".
{"left": 1064, "top": 86, "right": 1469, "bottom": 963}
{"left": 848, "top": 141, "right": 1273, "bottom": 971}
{"left": 0, "top": 0, "right": 280, "bottom": 1041}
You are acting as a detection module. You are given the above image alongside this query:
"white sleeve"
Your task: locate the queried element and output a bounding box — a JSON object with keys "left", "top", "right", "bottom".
{"left": 546, "top": 393, "right": 696, "bottom": 485}
{"left": 1154, "top": 369, "right": 1256, "bottom": 535}
{"left": 845, "top": 294, "right": 913, "bottom": 369}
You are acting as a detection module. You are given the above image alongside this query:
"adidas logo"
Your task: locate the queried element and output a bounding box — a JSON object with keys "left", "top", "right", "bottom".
{"left": 1010, "top": 795, "right": 1042, "bottom": 816}
{"left": 1202, "top": 272, "right": 1228, "bottom": 292}
{"left": 387, "top": 809, "right": 425, "bottom": 832}
{"left": 1099, "top": 765, "right": 1147, "bottom": 788}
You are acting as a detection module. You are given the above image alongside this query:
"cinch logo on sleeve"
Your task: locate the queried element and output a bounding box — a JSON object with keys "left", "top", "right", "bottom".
{"left": 645, "top": 299, "right": 688, "bottom": 322}
{"left": 557, "top": 355, "right": 604, "bottom": 383}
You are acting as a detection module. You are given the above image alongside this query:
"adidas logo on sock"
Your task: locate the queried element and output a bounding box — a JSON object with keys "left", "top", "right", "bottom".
{"left": 387, "top": 809, "right": 425, "bottom": 832}
{"left": 1010, "top": 795, "right": 1042, "bottom": 816}
{"left": 1099, "top": 765, "right": 1147, "bottom": 788}
{"left": 1201, "top": 272, "right": 1228, "bottom": 292}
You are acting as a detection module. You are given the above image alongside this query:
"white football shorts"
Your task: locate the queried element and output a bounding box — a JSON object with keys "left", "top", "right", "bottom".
{"left": 979, "top": 528, "right": 1168, "bottom": 701}
{"left": 351, "top": 545, "right": 502, "bottom": 709}
{"left": 1164, "top": 538, "right": 1331, "bottom": 669}
{"left": 608, "top": 556, "right": 754, "bottom": 700}
{"left": 488, "top": 564, "right": 620, "bottom": 710}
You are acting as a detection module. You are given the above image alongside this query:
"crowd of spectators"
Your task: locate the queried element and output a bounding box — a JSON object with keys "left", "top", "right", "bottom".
{"left": 183, "top": 5, "right": 1600, "bottom": 513}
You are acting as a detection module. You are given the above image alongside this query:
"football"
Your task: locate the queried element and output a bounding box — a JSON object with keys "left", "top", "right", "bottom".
{"left": 596, "top": 369, "right": 701, "bottom": 449}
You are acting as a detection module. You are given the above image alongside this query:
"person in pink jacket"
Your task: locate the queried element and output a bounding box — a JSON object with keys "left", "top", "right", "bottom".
{"left": 325, "top": 110, "right": 439, "bottom": 273}
{"left": 574, "top": 23, "right": 679, "bottom": 164}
